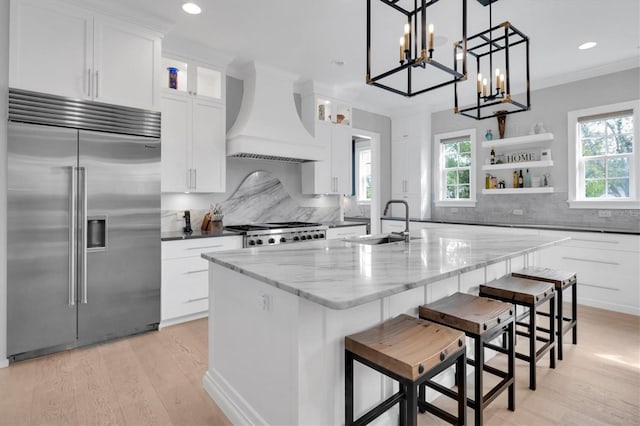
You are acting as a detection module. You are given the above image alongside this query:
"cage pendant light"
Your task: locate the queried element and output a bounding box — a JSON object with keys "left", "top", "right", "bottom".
{"left": 454, "top": 0, "right": 530, "bottom": 119}
{"left": 366, "top": 0, "right": 467, "bottom": 97}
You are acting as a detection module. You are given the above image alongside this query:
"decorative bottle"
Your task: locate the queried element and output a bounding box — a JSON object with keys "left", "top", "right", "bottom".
{"left": 518, "top": 170, "right": 524, "bottom": 188}
{"left": 485, "top": 129, "right": 493, "bottom": 141}
{"left": 524, "top": 169, "right": 531, "bottom": 188}
{"left": 513, "top": 170, "right": 518, "bottom": 188}
{"left": 490, "top": 146, "right": 496, "bottom": 165}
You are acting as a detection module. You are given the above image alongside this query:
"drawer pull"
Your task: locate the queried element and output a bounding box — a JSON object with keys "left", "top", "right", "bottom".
{"left": 184, "top": 269, "right": 208, "bottom": 275}
{"left": 572, "top": 238, "right": 619, "bottom": 245}
{"left": 186, "top": 244, "right": 224, "bottom": 250}
{"left": 187, "top": 296, "right": 208, "bottom": 303}
{"left": 561, "top": 256, "right": 620, "bottom": 266}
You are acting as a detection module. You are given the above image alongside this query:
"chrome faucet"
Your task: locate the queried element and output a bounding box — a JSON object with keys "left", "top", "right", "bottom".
{"left": 383, "top": 199, "right": 410, "bottom": 242}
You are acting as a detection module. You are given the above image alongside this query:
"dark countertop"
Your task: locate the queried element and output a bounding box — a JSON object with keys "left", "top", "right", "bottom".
{"left": 381, "top": 217, "right": 640, "bottom": 235}
{"left": 161, "top": 229, "right": 243, "bottom": 241}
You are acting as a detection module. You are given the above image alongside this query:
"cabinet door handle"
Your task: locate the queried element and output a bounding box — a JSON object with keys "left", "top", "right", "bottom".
{"left": 186, "top": 244, "right": 223, "bottom": 250}
{"left": 186, "top": 169, "right": 191, "bottom": 189}
{"left": 561, "top": 256, "right": 620, "bottom": 266}
{"left": 193, "top": 169, "right": 197, "bottom": 189}
{"left": 186, "top": 296, "right": 208, "bottom": 303}
{"left": 87, "top": 69, "right": 92, "bottom": 97}
{"left": 95, "top": 70, "right": 99, "bottom": 98}
{"left": 184, "top": 269, "right": 208, "bottom": 274}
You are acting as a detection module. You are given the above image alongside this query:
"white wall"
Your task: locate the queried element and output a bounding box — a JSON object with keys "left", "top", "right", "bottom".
{"left": 1, "top": 0, "right": 10, "bottom": 367}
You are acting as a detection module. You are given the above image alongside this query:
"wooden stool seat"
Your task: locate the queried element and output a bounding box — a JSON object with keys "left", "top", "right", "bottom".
{"left": 345, "top": 314, "right": 465, "bottom": 381}
{"left": 419, "top": 292, "right": 514, "bottom": 335}
{"left": 512, "top": 266, "right": 576, "bottom": 290}
{"left": 480, "top": 276, "right": 557, "bottom": 391}
{"left": 345, "top": 314, "right": 467, "bottom": 425}
{"left": 479, "top": 276, "right": 554, "bottom": 305}
{"left": 420, "top": 293, "right": 516, "bottom": 425}
{"left": 512, "top": 267, "right": 578, "bottom": 361}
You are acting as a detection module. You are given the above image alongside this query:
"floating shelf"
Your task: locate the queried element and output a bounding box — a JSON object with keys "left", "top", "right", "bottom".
{"left": 482, "top": 160, "right": 554, "bottom": 171}
{"left": 481, "top": 133, "right": 554, "bottom": 149}
{"left": 482, "top": 187, "right": 554, "bottom": 195}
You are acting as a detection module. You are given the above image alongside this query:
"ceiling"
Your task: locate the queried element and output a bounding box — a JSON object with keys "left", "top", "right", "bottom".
{"left": 112, "top": 0, "right": 640, "bottom": 116}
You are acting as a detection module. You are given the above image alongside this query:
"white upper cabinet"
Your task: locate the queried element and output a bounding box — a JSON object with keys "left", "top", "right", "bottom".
{"left": 301, "top": 122, "right": 352, "bottom": 195}
{"left": 390, "top": 116, "right": 425, "bottom": 218}
{"left": 9, "top": 0, "right": 161, "bottom": 111}
{"left": 161, "top": 91, "right": 225, "bottom": 193}
{"left": 160, "top": 55, "right": 225, "bottom": 193}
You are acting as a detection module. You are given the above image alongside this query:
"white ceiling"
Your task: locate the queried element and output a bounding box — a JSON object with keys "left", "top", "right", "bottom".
{"left": 114, "top": 0, "right": 640, "bottom": 116}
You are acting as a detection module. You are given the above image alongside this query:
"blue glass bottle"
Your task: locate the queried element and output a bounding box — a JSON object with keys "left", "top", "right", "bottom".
{"left": 485, "top": 129, "right": 493, "bottom": 141}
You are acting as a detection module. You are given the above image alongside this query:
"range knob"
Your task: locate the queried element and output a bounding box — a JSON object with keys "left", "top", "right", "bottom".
{"left": 300, "top": 235, "right": 306, "bottom": 240}
{"left": 293, "top": 236, "right": 300, "bottom": 241}
{"left": 313, "top": 234, "right": 319, "bottom": 239}
{"left": 256, "top": 239, "right": 263, "bottom": 245}
{"left": 248, "top": 240, "right": 256, "bottom": 246}
{"left": 268, "top": 238, "right": 275, "bottom": 244}
{"left": 318, "top": 233, "right": 325, "bottom": 239}
{"left": 280, "top": 237, "right": 287, "bottom": 243}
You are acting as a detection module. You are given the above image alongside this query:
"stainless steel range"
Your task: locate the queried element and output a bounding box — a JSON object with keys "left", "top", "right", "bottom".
{"left": 225, "top": 222, "right": 327, "bottom": 247}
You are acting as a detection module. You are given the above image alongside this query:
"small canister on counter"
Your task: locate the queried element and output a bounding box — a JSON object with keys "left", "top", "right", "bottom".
{"left": 167, "top": 67, "right": 179, "bottom": 89}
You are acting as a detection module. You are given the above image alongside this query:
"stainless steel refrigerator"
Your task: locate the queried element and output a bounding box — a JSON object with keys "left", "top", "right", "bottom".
{"left": 7, "top": 89, "right": 161, "bottom": 362}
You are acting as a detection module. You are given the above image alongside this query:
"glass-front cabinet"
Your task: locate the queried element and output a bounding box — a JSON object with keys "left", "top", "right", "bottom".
{"left": 161, "top": 56, "right": 222, "bottom": 101}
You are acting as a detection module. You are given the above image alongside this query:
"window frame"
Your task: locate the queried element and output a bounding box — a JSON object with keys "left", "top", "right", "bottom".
{"left": 434, "top": 128, "right": 477, "bottom": 207}
{"left": 568, "top": 100, "right": 640, "bottom": 209}
{"left": 355, "top": 141, "right": 372, "bottom": 204}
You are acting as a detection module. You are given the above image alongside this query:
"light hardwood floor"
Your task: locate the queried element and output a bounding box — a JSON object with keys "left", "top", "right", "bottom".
{"left": 0, "top": 304, "right": 638, "bottom": 426}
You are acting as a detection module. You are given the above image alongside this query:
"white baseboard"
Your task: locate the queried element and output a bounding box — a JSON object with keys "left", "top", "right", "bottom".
{"left": 159, "top": 311, "right": 207, "bottom": 329}
{"left": 578, "top": 299, "right": 639, "bottom": 316}
{"left": 0, "top": 358, "right": 8, "bottom": 368}
{"left": 203, "top": 369, "right": 267, "bottom": 426}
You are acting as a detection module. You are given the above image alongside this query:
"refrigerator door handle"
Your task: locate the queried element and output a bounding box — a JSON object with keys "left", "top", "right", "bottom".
{"left": 69, "top": 166, "right": 77, "bottom": 306}
{"left": 80, "top": 166, "right": 88, "bottom": 304}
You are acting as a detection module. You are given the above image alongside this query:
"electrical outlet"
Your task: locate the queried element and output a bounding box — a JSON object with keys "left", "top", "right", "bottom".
{"left": 512, "top": 209, "right": 524, "bottom": 216}
{"left": 258, "top": 293, "right": 272, "bottom": 311}
{"left": 598, "top": 210, "right": 612, "bottom": 218}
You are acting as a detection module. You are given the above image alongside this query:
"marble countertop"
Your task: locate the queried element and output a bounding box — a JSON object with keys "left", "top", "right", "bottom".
{"left": 202, "top": 227, "right": 569, "bottom": 310}
{"left": 161, "top": 229, "right": 242, "bottom": 241}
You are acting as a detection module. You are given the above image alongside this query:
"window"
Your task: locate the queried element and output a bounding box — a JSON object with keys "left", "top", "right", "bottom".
{"left": 435, "top": 129, "right": 477, "bottom": 207}
{"left": 568, "top": 100, "right": 640, "bottom": 208}
{"left": 355, "top": 141, "right": 372, "bottom": 203}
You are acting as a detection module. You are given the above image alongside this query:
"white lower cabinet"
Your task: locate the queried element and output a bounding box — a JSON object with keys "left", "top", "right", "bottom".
{"left": 161, "top": 236, "right": 242, "bottom": 327}
{"left": 326, "top": 225, "right": 367, "bottom": 240}
{"left": 537, "top": 230, "right": 640, "bottom": 315}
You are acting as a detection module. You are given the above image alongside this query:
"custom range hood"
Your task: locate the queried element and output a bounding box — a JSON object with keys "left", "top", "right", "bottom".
{"left": 227, "top": 61, "right": 325, "bottom": 163}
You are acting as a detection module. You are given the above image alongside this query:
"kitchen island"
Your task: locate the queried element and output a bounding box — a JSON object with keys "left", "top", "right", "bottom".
{"left": 201, "top": 227, "right": 569, "bottom": 425}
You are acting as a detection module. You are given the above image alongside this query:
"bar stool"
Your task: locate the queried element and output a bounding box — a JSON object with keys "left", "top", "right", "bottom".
{"left": 512, "top": 267, "right": 577, "bottom": 360}
{"left": 345, "top": 314, "right": 467, "bottom": 426}
{"left": 479, "top": 276, "right": 556, "bottom": 391}
{"left": 419, "top": 292, "right": 515, "bottom": 426}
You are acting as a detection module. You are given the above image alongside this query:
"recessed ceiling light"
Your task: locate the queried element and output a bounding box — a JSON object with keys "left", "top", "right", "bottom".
{"left": 182, "top": 2, "right": 201, "bottom": 14}
{"left": 578, "top": 41, "right": 597, "bottom": 50}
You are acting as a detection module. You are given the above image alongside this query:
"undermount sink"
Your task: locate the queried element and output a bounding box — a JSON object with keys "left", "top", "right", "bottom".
{"left": 345, "top": 234, "right": 418, "bottom": 245}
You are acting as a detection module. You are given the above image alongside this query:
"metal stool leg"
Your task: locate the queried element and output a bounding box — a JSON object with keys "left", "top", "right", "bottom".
{"left": 529, "top": 304, "right": 537, "bottom": 391}
{"left": 456, "top": 353, "right": 467, "bottom": 426}
{"left": 474, "top": 336, "right": 484, "bottom": 426}
{"left": 507, "top": 320, "right": 515, "bottom": 411}
{"left": 557, "top": 287, "right": 564, "bottom": 360}
{"left": 549, "top": 294, "right": 556, "bottom": 369}
{"left": 345, "top": 350, "right": 354, "bottom": 425}
{"left": 572, "top": 281, "right": 578, "bottom": 344}
{"left": 405, "top": 380, "right": 418, "bottom": 426}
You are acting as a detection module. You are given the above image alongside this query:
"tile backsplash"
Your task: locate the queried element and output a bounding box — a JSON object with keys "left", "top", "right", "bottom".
{"left": 432, "top": 191, "right": 639, "bottom": 232}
